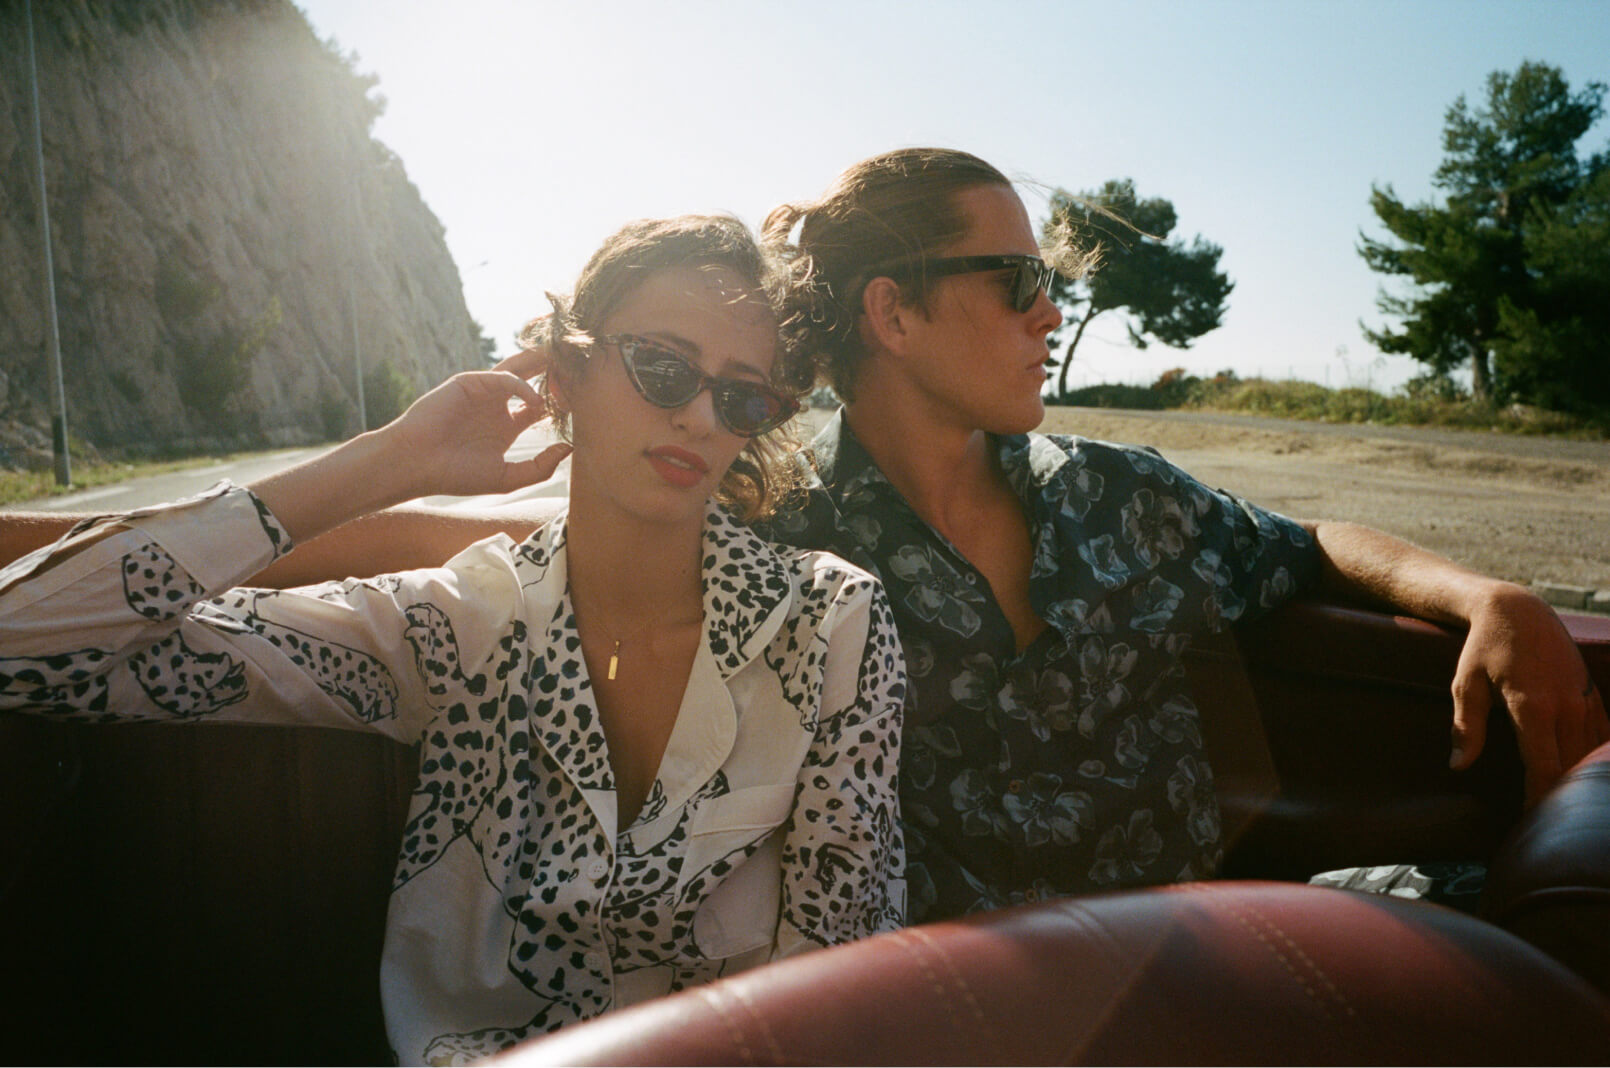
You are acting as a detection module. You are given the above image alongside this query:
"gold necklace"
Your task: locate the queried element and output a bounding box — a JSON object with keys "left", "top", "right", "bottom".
{"left": 607, "top": 639, "right": 621, "bottom": 680}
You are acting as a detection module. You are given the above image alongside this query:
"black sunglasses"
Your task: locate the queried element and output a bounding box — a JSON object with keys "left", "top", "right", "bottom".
{"left": 601, "top": 334, "right": 800, "bottom": 437}
{"left": 874, "top": 254, "right": 1057, "bottom": 313}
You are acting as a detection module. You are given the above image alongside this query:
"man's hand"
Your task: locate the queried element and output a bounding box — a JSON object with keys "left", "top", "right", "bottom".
{"left": 1450, "top": 584, "right": 1610, "bottom": 805}
{"left": 1305, "top": 519, "right": 1610, "bottom": 807}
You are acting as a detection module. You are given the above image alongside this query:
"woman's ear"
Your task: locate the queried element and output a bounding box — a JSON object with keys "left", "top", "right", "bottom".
{"left": 543, "top": 362, "right": 574, "bottom": 419}
{"left": 858, "top": 276, "right": 913, "bottom": 356}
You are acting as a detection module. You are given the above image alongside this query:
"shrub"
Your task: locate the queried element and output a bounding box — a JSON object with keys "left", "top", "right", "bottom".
{"left": 362, "top": 359, "right": 419, "bottom": 429}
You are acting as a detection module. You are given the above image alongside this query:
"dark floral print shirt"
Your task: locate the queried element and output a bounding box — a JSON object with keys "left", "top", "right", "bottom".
{"left": 758, "top": 411, "right": 1319, "bottom": 923}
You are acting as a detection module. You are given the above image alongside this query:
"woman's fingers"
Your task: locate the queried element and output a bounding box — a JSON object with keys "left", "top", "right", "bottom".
{"left": 504, "top": 442, "right": 573, "bottom": 492}
{"left": 491, "top": 348, "right": 552, "bottom": 381}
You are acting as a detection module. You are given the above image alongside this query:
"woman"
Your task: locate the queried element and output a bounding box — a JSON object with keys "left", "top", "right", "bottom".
{"left": 0, "top": 216, "right": 906, "bottom": 1064}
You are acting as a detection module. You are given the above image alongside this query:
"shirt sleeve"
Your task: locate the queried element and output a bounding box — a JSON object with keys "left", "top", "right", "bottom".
{"left": 1042, "top": 437, "right": 1322, "bottom": 635}
{"left": 774, "top": 570, "right": 907, "bottom": 955}
{"left": 1172, "top": 459, "right": 1322, "bottom": 630}
{"left": 0, "top": 483, "right": 523, "bottom": 743}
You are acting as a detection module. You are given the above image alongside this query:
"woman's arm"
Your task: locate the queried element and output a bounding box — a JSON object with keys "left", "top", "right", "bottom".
{"left": 246, "top": 371, "right": 565, "bottom": 544}
{"left": 0, "top": 371, "right": 569, "bottom": 729}
{"left": 776, "top": 575, "right": 907, "bottom": 953}
{"left": 1303, "top": 519, "right": 1609, "bottom": 804}
{"left": 0, "top": 504, "right": 552, "bottom": 588}
{"left": 0, "top": 369, "right": 568, "bottom": 585}
{"left": 247, "top": 503, "right": 554, "bottom": 587}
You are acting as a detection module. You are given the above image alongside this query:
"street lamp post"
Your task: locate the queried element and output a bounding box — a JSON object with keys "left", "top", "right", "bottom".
{"left": 25, "top": 0, "right": 71, "bottom": 485}
{"left": 347, "top": 156, "right": 366, "bottom": 431}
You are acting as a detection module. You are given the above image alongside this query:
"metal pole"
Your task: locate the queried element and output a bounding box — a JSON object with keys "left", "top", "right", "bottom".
{"left": 348, "top": 167, "right": 366, "bottom": 431}
{"left": 25, "top": 0, "right": 70, "bottom": 485}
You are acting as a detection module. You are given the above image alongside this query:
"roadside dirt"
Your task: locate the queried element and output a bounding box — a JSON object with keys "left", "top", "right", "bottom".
{"left": 1037, "top": 407, "right": 1610, "bottom": 592}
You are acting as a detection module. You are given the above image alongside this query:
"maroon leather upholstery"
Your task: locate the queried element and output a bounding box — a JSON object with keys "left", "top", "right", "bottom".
{"left": 3, "top": 599, "right": 1606, "bottom": 1063}
{"left": 497, "top": 881, "right": 1610, "bottom": 1066}
{"left": 1484, "top": 738, "right": 1610, "bottom": 993}
{"left": 1191, "top": 600, "right": 1528, "bottom": 880}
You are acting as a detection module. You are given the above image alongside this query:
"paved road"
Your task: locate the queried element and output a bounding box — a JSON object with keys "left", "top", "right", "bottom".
{"left": 5, "top": 449, "right": 322, "bottom": 513}
{"left": 2, "top": 439, "right": 571, "bottom": 514}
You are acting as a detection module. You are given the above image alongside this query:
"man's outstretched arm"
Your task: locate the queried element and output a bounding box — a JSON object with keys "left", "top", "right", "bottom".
{"left": 1303, "top": 518, "right": 1608, "bottom": 805}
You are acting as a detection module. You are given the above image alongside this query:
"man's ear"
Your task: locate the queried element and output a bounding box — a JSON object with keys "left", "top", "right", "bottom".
{"left": 858, "top": 276, "right": 918, "bottom": 356}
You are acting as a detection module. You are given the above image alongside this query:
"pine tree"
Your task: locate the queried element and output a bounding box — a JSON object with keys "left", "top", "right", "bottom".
{"left": 1043, "top": 180, "right": 1231, "bottom": 399}
{"left": 1359, "top": 62, "right": 1607, "bottom": 408}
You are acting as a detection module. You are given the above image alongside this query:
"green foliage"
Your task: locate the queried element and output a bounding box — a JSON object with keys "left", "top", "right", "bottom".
{"left": 1042, "top": 179, "right": 1233, "bottom": 398}
{"left": 1490, "top": 166, "right": 1610, "bottom": 420}
{"left": 1051, "top": 383, "right": 1168, "bottom": 409}
{"left": 362, "top": 359, "right": 419, "bottom": 429}
{"left": 173, "top": 296, "right": 282, "bottom": 436}
{"left": 317, "top": 393, "right": 353, "bottom": 442}
{"left": 316, "top": 35, "right": 388, "bottom": 131}
{"left": 0, "top": 452, "right": 241, "bottom": 509}
{"left": 1183, "top": 377, "right": 1600, "bottom": 435}
{"left": 1049, "top": 370, "right": 1603, "bottom": 437}
{"left": 1360, "top": 61, "right": 1608, "bottom": 414}
{"left": 154, "top": 261, "right": 219, "bottom": 324}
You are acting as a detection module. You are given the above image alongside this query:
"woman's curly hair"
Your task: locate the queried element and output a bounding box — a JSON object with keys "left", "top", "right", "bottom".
{"left": 516, "top": 215, "right": 813, "bottom": 522}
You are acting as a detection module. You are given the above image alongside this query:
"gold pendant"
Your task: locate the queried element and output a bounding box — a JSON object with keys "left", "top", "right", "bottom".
{"left": 607, "top": 639, "right": 620, "bottom": 681}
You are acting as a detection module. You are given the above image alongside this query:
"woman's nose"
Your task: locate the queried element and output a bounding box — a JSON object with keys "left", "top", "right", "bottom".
{"left": 669, "top": 386, "right": 720, "bottom": 436}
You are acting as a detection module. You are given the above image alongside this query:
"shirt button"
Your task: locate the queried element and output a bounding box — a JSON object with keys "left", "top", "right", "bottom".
{"left": 586, "top": 860, "right": 608, "bottom": 883}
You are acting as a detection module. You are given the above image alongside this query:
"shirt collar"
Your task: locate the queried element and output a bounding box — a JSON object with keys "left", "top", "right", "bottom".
{"left": 805, "top": 410, "right": 1098, "bottom": 633}
{"left": 525, "top": 500, "right": 792, "bottom": 683}
{"left": 810, "top": 407, "right": 1063, "bottom": 511}
{"left": 696, "top": 500, "right": 794, "bottom": 679}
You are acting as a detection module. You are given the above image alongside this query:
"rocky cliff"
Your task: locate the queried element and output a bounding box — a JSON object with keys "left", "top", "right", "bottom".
{"left": 0, "top": 0, "right": 483, "bottom": 461}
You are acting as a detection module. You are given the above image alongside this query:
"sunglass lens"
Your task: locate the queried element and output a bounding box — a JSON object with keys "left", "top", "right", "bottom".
{"left": 717, "top": 385, "right": 789, "bottom": 436}
{"left": 628, "top": 347, "right": 703, "bottom": 407}
{"left": 1013, "top": 259, "right": 1053, "bottom": 312}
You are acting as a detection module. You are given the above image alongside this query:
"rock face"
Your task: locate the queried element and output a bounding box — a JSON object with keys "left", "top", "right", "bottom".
{"left": 0, "top": 0, "right": 483, "bottom": 459}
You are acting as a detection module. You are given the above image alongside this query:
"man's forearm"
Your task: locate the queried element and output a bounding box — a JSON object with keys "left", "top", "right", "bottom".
{"left": 1300, "top": 518, "right": 1521, "bottom": 626}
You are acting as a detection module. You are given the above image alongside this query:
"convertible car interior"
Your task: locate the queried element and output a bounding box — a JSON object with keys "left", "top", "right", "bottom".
{"left": 2, "top": 596, "right": 1607, "bottom": 1064}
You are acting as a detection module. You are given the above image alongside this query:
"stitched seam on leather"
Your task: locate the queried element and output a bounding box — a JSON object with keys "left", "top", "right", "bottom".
{"left": 1243, "top": 902, "right": 1356, "bottom": 1018}
{"left": 698, "top": 985, "right": 778, "bottom": 1065}
{"left": 1045, "top": 898, "right": 1163, "bottom": 1063}
{"left": 902, "top": 925, "right": 994, "bottom": 1036}
{"left": 1189, "top": 886, "right": 1354, "bottom": 1019}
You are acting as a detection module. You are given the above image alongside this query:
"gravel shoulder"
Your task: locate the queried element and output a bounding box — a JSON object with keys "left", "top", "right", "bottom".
{"left": 1039, "top": 407, "right": 1610, "bottom": 592}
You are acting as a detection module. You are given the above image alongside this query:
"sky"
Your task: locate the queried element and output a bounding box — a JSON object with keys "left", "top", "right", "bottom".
{"left": 295, "top": 0, "right": 1610, "bottom": 395}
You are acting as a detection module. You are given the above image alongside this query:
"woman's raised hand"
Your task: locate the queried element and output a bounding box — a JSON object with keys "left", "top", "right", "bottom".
{"left": 380, "top": 363, "right": 570, "bottom": 501}
{"left": 489, "top": 346, "right": 552, "bottom": 382}
{"left": 249, "top": 352, "right": 567, "bottom": 545}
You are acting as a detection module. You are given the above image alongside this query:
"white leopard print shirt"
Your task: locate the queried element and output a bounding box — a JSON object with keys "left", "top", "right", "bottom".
{"left": 0, "top": 483, "right": 906, "bottom": 1065}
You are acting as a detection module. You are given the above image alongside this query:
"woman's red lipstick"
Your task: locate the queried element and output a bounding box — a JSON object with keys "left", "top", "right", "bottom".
{"left": 646, "top": 445, "right": 709, "bottom": 489}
